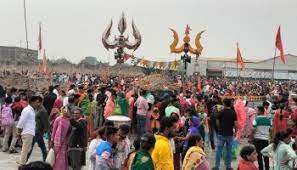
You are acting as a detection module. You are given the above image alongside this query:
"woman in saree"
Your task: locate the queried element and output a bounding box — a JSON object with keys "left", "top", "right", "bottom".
{"left": 272, "top": 103, "right": 289, "bottom": 137}
{"left": 49, "top": 98, "right": 63, "bottom": 121}
{"left": 126, "top": 90, "right": 135, "bottom": 120}
{"left": 50, "top": 107, "right": 71, "bottom": 170}
{"left": 48, "top": 98, "right": 63, "bottom": 147}
{"left": 241, "top": 101, "right": 257, "bottom": 138}
{"left": 182, "top": 135, "right": 209, "bottom": 170}
{"left": 115, "top": 92, "right": 129, "bottom": 116}
{"left": 104, "top": 91, "right": 115, "bottom": 118}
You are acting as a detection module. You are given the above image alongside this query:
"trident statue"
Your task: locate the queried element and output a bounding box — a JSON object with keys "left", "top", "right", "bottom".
{"left": 169, "top": 25, "right": 205, "bottom": 70}
{"left": 102, "top": 13, "right": 142, "bottom": 63}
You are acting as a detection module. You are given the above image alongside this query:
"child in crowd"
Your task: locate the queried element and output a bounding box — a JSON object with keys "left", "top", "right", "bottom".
{"left": 114, "top": 124, "right": 131, "bottom": 169}
{"left": 238, "top": 145, "right": 258, "bottom": 170}
{"left": 197, "top": 104, "right": 207, "bottom": 141}
{"left": 95, "top": 126, "right": 118, "bottom": 170}
{"left": 251, "top": 106, "right": 271, "bottom": 170}
{"left": 1, "top": 97, "right": 14, "bottom": 152}
{"left": 88, "top": 127, "right": 105, "bottom": 170}
{"left": 150, "top": 106, "right": 160, "bottom": 133}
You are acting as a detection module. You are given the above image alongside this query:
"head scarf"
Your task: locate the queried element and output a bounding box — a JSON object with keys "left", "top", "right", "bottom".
{"left": 189, "top": 116, "right": 200, "bottom": 136}
{"left": 191, "top": 116, "right": 199, "bottom": 128}
{"left": 53, "top": 98, "right": 63, "bottom": 109}
{"left": 50, "top": 98, "right": 63, "bottom": 121}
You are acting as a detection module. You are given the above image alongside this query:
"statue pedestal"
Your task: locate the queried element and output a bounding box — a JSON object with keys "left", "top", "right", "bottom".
{"left": 106, "top": 115, "right": 131, "bottom": 128}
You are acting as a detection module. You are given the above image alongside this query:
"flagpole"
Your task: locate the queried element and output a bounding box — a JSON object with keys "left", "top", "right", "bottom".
{"left": 38, "top": 22, "right": 42, "bottom": 72}
{"left": 236, "top": 43, "right": 240, "bottom": 80}
{"left": 23, "top": 0, "right": 29, "bottom": 52}
{"left": 272, "top": 47, "right": 277, "bottom": 81}
{"left": 23, "top": 0, "right": 29, "bottom": 72}
{"left": 237, "top": 62, "right": 239, "bottom": 79}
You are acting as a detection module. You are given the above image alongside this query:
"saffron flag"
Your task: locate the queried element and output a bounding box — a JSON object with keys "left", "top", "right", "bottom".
{"left": 276, "top": 26, "right": 285, "bottom": 64}
{"left": 38, "top": 23, "right": 42, "bottom": 51}
{"left": 236, "top": 43, "right": 245, "bottom": 71}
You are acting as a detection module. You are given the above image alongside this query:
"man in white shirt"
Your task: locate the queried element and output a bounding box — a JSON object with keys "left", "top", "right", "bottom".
{"left": 134, "top": 90, "right": 149, "bottom": 137}
{"left": 63, "top": 84, "right": 76, "bottom": 107}
{"left": 53, "top": 85, "right": 60, "bottom": 97}
{"left": 16, "top": 95, "right": 42, "bottom": 165}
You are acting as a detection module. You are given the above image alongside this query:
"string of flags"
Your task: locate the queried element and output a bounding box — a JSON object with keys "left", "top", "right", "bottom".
{"left": 123, "top": 53, "right": 183, "bottom": 70}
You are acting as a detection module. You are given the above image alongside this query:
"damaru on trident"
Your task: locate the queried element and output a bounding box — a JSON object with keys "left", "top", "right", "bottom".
{"left": 169, "top": 25, "right": 205, "bottom": 70}
{"left": 102, "top": 13, "right": 141, "bottom": 63}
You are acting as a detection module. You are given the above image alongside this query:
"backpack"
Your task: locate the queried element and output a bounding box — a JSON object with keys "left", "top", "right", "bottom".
{"left": 1, "top": 104, "right": 14, "bottom": 126}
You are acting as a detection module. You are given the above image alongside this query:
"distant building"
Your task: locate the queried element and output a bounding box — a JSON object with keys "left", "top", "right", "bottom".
{"left": 188, "top": 54, "right": 297, "bottom": 80}
{"left": 0, "top": 46, "right": 38, "bottom": 65}
{"left": 79, "top": 56, "right": 100, "bottom": 66}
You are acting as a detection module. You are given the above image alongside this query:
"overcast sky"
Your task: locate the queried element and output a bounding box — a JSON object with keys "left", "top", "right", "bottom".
{"left": 1, "top": 0, "right": 296, "bottom": 64}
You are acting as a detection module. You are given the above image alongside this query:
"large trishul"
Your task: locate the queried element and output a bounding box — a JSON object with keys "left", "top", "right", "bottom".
{"left": 102, "top": 13, "right": 142, "bottom": 63}
{"left": 169, "top": 25, "right": 205, "bottom": 70}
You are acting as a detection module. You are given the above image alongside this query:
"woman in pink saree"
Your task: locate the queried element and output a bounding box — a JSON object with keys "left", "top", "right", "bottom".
{"left": 234, "top": 98, "right": 247, "bottom": 141}
{"left": 241, "top": 101, "right": 257, "bottom": 138}
{"left": 49, "top": 98, "right": 64, "bottom": 126}
{"left": 50, "top": 107, "right": 71, "bottom": 170}
{"left": 104, "top": 91, "right": 115, "bottom": 118}
{"left": 126, "top": 90, "right": 135, "bottom": 120}
{"left": 48, "top": 98, "right": 63, "bottom": 147}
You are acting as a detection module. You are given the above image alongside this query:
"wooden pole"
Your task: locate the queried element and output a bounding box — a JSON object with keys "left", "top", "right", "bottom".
{"left": 23, "top": 0, "right": 29, "bottom": 72}
{"left": 272, "top": 47, "right": 277, "bottom": 81}
{"left": 237, "top": 62, "right": 239, "bottom": 79}
{"left": 23, "top": 0, "right": 29, "bottom": 52}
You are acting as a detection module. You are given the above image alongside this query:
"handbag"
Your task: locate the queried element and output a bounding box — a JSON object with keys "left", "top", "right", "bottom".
{"left": 46, "top": 148, "right": 55, "bottom": 166}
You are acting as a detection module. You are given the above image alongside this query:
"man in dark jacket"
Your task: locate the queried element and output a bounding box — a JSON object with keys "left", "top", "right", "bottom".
{"left": 96, "top": 87, "right": 107, "bottom": 128}
{"left": 68, "top": 107, "right": 87, "bottom": 170}
{"left": 27, "top": 104, "right": 49, "bottom": 161}
{"left": 43, "top": 86, "right": 57, "bottom": 115}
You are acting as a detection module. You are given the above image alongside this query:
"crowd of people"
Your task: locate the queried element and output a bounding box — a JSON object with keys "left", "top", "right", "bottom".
{"left": 1, "top": 74, "right": 297, "bottom": 170}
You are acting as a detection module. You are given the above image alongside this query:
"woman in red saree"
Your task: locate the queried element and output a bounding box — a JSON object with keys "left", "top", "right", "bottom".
{"left": 272, "top": 103, "right": 289, "bottom": 137}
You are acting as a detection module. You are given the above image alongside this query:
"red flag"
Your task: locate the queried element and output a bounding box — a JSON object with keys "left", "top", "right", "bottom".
{"left": 38, "top": 23, "right": 42, "bottom": 51}
{"left": 276, "top": 26, "right": 285, "bottom": 64}
{"left": 236, "top": 43, "right": 245, "bottom": 71}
